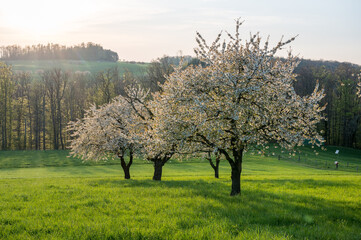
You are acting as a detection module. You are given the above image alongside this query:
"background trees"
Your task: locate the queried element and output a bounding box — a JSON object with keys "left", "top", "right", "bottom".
{"left": 0, "top": 62, "right": 13, "bottom": 150}
{"left": 294, "top": 61, "right": 361, "bottom": 147}
{"left": 0, "top": 54, "right": 361, "bottom": 151}
{"left": 43, "top": 69, "right": 68, "bottom": 150}
{"left": 13, "top": 72, "right": 31, "bottom": 149}
{"left": 146, "top": 56, "right": 175, "bottom": 91}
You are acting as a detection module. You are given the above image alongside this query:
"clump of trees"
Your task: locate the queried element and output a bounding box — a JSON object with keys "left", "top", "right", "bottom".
{"left": 68, "top": 20, "right": 325, "bottom": 196}
{"left": 0, "top": 43, "right": 118, "bottom": 62}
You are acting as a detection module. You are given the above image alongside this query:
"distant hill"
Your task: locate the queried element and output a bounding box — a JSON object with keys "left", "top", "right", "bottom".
{"left": 5, "top": 59, "right": 148, "bottom": 77}
{"left": 0, "top": 42, "right": 119, "bottom": 62}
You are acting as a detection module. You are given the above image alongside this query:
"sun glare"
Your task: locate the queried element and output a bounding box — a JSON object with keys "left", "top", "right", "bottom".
{"left": 4, "top": 12, "right": 64, "bottom": 35}
{"left": 1, "top": 0, "right": 96, "bottom": 36}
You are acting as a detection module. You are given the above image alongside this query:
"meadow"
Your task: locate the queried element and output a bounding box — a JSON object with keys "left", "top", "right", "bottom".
{"left": 0, "top": 149, "right": 360, "bottom": 239}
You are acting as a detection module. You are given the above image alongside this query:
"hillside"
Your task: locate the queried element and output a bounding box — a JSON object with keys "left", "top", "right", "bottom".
{"left": 0, "top": 43, "right": 119, "bottom": 62}
{"left": 5, "top": 59, "right": 148, "bottom": 76}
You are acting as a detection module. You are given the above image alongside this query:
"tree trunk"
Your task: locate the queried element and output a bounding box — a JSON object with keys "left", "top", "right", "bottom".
{"left": 215, "top": 157, "right": 220, "bottom": 178}
{"left": 122, "top": 164, "right": 131, "bottom": 179}
{"left": 27, "top": 95, "right": 32, "bottom": 149}
{"left": 119, "top": 151, "right": 133, "bottom": 179}
{"left": 42, "top": 94, "right": 46, "bottom": 150}
{"left": 220, "top": 147, "right": 243, "bottom": 196}
{"left": 153, "top": 160, "right": 163, "bottom": 181}
{"left": 24, "top": 119, "right": 27, "bottom": 149}
{"left": 230, "top": 149, "right": 243, "bottom": 196}
{"left": 8, "top": 101, "right": 13, "bottom": 149}
{"left": 16, "top": 105, "right": 22, "bottom": 149}
{"left": 3, "top": 89, "right": 7, "bottom": 150}
{"left": 207, "top": 152, "right": 220, "bottom": 178}
{"left": 230, "top": 163, "right": 241, "bottom": 196}
{"left": 58, "top": 98, "right": 64, "bottom": 150}
{"left": 151, "top": 151, "right": 173, "bottom": 181}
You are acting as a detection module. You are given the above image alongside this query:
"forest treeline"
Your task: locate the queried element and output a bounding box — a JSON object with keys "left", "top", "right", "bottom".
{"left": 0, "top": 43, "right": 119, "bottom": 62}
{"left": 293, "top": 60, "right": 361, "bottom": 147}
{"left": 0, "top": 56, "right": 360, "bottom": 150}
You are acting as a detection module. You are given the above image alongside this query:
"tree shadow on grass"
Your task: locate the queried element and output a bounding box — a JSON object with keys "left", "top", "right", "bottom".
{"left": 246, "top": 178, "right": 360, "bottom": 188}
{"left": 45, "top": 165, "right": 125, "bottom": 177}
{"left": 89, "top": 177, "right": 361, "bottom": 239}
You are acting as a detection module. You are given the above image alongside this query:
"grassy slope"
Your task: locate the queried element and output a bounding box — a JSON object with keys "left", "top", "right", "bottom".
{"left": 0, "top": 150, "right": 360, "bottom": 239}
{"left": 260, "top": 145, "right": 361, "bottom": 172}
{"left": 5, "top": 60, "right": 148, "bottom": 76}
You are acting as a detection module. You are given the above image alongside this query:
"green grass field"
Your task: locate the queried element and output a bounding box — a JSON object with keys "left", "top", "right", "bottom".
{"left": 0, "top": 149, "right": 360, "bottom": 239}
{"left": 5, "top": 60, "right": 148, "bottom": 76}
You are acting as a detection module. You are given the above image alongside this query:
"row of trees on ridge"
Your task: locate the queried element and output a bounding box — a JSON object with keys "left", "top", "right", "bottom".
{"left": 0, "top": 43, "right": 119, "bottom": 62}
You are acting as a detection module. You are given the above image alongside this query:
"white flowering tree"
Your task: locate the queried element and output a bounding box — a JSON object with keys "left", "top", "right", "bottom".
{"left": 156, "top": 19, "right": 325, "bottom": 195}
{"left": 68, "top": 93, "right": 138, "bottom": 179}
{"left": 68, "top": 84, "right": 177, "bottom": 181}
{"left": 130, "top": 89, "right": 177, "bottom": 181}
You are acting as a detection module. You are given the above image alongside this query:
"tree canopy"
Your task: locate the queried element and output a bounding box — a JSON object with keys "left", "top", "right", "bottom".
{"left": 153, "top": 19, "right": 325, "bottom": 195}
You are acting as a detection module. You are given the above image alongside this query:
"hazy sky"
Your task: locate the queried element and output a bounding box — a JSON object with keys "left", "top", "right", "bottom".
{"left": 0, "top": 0, "right": 360, "bottom": 64}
